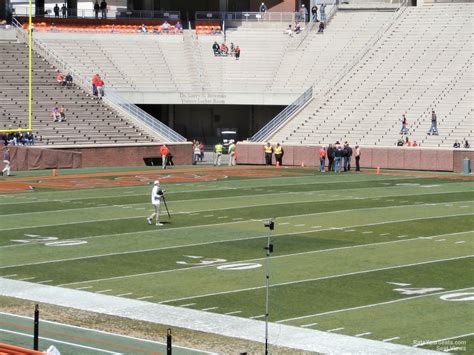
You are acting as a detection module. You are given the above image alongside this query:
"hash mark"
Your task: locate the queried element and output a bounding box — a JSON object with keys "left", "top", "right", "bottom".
{"left": 301, "top": 323, "right": 318, "bottom": 328}
{"left": 455, "top": 241, "right": 465, "bottom": 244}
{"left": 76, "top": 286, "right": 92, "bottom": 290}
{"left": 397, "top": 235, "right": 409, "bottom": 238}
{"left": 356, "top": 332, "right": 372, "bottom": 337}
{"left": 383, "top": 336, "right": 400, "bottom": 342}
{"left": 203, "top": 215, "right": 214, "bottom": 217}
{"left": 37, "top": 280, "right": 52, "bottom": 284}
{"left": 249, "top": 314, "right": 265, "bottom": 319}
{"left": 116, "top": 292, "right": 133, "bottom": 297}
{"left": 362, "top": 231, "right": 373, "bottom": 234}
{"left": 295, "top": 224, "right": 305, "bottom": 227}
{"left": 179, "top": 303, "right": 196, "bottom": 307}
{"left": 435, "top": 239, "right": 446, "bottom": 242}
{"left": 96, "top": 289, "right": 112, "bottom": 293}
{"left": 1, "top": 274, "right": 17, "bottom": 278}
{"left": 18, "top": 277, "right": 35, "bottom": 281}
{"left": 327, "top": 327, "right": 344, "bottom": 332}
{"left": 224, "top": 311, "right": 242, "bottom": 315}
{"left": 279, "top": 222, "right": 290, "bottom": 225}
{"left": 137, "top": 296, "right": 153, "bottom": 300}
{"left": 202, "top": 307, "right": 218, "bottom": 311}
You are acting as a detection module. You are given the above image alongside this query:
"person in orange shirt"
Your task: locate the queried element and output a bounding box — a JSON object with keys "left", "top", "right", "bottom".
{"left": 319, "top": 146, "right": 326, "bottom": 172}
{"left": 56, "top": 72, "right": 65, "bottom": 86}
{"left": 160, "top": 144, "right": 170, "bottom": 169}
{"left": 91, "top": 74, "right": 100, "bottom": 96}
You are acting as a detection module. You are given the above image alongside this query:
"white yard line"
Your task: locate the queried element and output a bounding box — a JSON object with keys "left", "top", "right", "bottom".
{"left": 278, "top": 287, "right": 474, "bottom": 322}
{"left": 160, "top": 257, "right": 474, "bottom": 304}
{"left": 1, "top": 189, "right": 472, "bottom": 230}
{"left": 0, "top": 329, "right": 119, "bottom": 354}
{"left": 56, "top": 232, "right": 473, "bottom": 288}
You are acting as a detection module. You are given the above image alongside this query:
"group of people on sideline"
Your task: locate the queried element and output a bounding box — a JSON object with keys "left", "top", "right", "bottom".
{"left": 212, "top": 42, "right": 241, "bottom": 59}
{"left": 263, "top": 141, "right": 360, "bottom": 172}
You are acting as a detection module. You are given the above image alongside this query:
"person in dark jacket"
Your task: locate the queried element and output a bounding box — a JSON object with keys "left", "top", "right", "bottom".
{"left": 327, "top": 143, "right": 334, "bottom": 171}
{"left": 343, "top": 142, "right": 352, "bottom": 172}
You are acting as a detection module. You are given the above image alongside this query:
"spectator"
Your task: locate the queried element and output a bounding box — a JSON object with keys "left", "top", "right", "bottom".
{"left": 91, "top": 73, "right": 99, "bottom": 96}
{"left": 53, "top": 4, "right": 60, "bottom": 18}
{"left": 354, "top": 145, "right": 361, "bottom": 172}
{"left": 397, "top": 138, "right": 404, "bottom": 146}
{"left": 160, "top": 144, "right": 170, "bottom": 169}
{"left": 230, "top": 42, "right": 235, "bottom": 56}
{"left": 299, "top": 4, "right": 308, "bottom": 22}
{"left": 96, "top": 76, "right": 105, "bottom": 98}
{"left": 2, "top": 146, "right": 11, "bottom": 176}
{"left": 284, "top": 24, "right": 293, "bottom": 37}
{"left": 161, "top": 21, "right": 171, "bottom": 32}
{"left": 61, "top": 4, "right": 67, "bottom": 18}
{"left": 56, "top": 71, "right": 65, "bottom": 86}
{"left": 139, "top": 24, "right": 148, "bottom": 33}
{"left": 51, "top": 106, "right": 61, "bottom": 122}
{"left": 318, "top": 21, "right": 325, "bottom": 34}
{"left": 412, "top": 141, "right": 418, "bottom": 147}
{"left": 311, "top": 5, "right": 318, "bottom": 22}
{"left": 400, "top": 114, "right": 408, "bottom": 134}
{"left": 25, "top": 131, "right": 35, "bottom": 145}
{"left": 234, "top": 45, "right": 241, "bottom": 60}
{"left": 65, "top": 73, "right": 73, "bottom": 87}
{"left": 220, "top": 43, "right": 229, "bottom": 55}
{"left": 94, "top": 0, "right": 100, "bottom": 19}
{"left": 260, "top": 2, "right": 267, "bottom": 12}
{"left": 274, "top": 143, "right": 283, "bottom": 166}
{"left": 453, "top": 140, "right": 461, "bottom": 148}
{"left": 175, "top": 21, "right": 183, "bottom": 33}
{"left": 294, "top": 22, "right": 302, "bottom": 34}
{"left": 427, "top": 110, "right": 438, "bottom": 135}
{"left": 319, "top": 146, "right": 326, "bottom": 172}
{"left": 100, "top": 0, "right": 107, "bottom": 19}
{"left": 59, "top": 105, "right": 66, "bottom": 121}
{"left": 464, "top": 139, "right": 471, "bottom": 149}
{"left": 320, "top": 4, "right": 327, "bottom": 22}
{"left": 212, "top": 41, "right": 220, "bottom": 55}
{"left": 264, "top": 142, "right": 273, "bottom": 165}
{"left": 404, "top": 136, "right": 412, "bottom": 146}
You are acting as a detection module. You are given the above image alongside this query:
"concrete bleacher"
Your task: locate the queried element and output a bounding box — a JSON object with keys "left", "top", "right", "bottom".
{"left": 0, "top": 40, "right": 157, "bottom": 146}
{"left": 268, "top": 4, "right": 473, "bottom": 148}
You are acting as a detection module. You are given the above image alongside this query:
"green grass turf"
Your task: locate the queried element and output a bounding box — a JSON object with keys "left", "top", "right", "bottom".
{"left": 0, "top": 167, "right": 472, "bottom": 349}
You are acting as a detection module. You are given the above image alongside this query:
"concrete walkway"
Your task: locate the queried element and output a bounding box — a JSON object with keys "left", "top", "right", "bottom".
{"left": 0, "top": 278, "right": 440, "bottom": 354}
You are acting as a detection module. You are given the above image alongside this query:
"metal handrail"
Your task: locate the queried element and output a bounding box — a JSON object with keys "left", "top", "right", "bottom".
{"left": 250, "top": 87, "right": 313, "bottom": 142}
{"left": 12, "top": 17, "right": 186, "bottom": 142}
{"left": 196, "top": 11, "right": 298, "bottom": 23}
{"left": 323, "top": 0, "right": 409, "bottom": 96}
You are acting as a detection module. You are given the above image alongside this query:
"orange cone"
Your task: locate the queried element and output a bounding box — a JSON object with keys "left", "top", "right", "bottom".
{"left": 52, "top": 168, "right": 57, "bottom": 177}
{"left": 376, "top": 167, "right": 380, "bottom": 174}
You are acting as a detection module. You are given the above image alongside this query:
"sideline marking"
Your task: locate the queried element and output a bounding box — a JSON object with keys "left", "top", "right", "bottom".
{"left": 249, "top": 314, "right": 265, "bottom": 319}
{"left": 356, "top": 332, "right": 372, "bottom": 337}
{"left": 116, "top": 293, "right": 133, "bottom": 297}
{"left": 383, "top": 337, "right": 400, "bottom": 342}
{"left": 0, "top": 311, "right": 213, "bottom": 353}
{"left": 96, "top": 289, "right": 112, "bottom": 294}
{"left": 202, "top": 307, "right": 218, "bottom": 311}
{"left": 224, "top": 311, "right": 242, "bottom": 315}
{"left": 37, "top": 280, "right": 53, "bottom": 284}
{"left": 137, "top": 296, "right": 153, "bottom": 300}
{"left": 0, "top": 329, "right": 118, "bottom": 354}
{"left": 327, "top": 327, "right": 344, "bottom": 332}
{"left": 301, "top": 323, "right": 318, "bottom": 328}
{"left": 278, "top": 287, "right": 474, "bottom": 323}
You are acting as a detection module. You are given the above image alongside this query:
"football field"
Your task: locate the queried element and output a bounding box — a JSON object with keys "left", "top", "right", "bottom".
{"left": 0, "top": 166, "right": 473, "bottom": 353}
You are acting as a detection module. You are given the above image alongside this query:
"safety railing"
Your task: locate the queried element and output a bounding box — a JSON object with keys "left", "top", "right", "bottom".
{"left": 11, "top": 17, "right": 186, "bottom": 142}
{"left": 322, "top": 0, "right": 409, "bottom": 96}
{"left": 12, "top": 7, "right": 180, "bottom": 20}
{"left": 250, "top": 87, "right": 313, "bottom": 142}
{"left": 195, "top": 11, "right": 298, "bottom": 23}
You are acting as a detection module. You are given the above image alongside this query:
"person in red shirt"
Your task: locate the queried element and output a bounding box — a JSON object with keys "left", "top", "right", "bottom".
{"left": 319, "top": 146, "right": 326, "bottom": 172}
{"left": 160, "top": 144, "right": 170, "bottom": 169}
{"left": 96, "top": 77, "right": 105, "bottom": 99}
{"left": 91, "top": 74, "right": 100, "bottom": 96}
{"left": 56, "top": 72, "right": 65, "bottom": 86}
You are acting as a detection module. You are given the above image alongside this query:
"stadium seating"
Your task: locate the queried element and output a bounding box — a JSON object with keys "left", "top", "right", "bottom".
{"left": 268, "top": 4, "right": 473, "bottom": 148}
{"left": 0, "top": 40, "right": 158, "bottom": 145}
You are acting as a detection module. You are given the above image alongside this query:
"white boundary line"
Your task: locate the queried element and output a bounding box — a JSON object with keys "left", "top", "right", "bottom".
{"left": 0, "top": 311, "right": 216, "bottom": 354}
{"left": 55, "top": 231, "right": 473, "bottom": 287}
{"left": 0, "top": 328, "right": 119, "bottom": 354}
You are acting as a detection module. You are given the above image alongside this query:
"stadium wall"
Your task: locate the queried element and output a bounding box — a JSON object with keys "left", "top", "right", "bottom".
{"left": 235, "top": 143, "right": 474, "bottom": 173}
{"left": 2, "top": 144, "right": 193, "bottom": 171}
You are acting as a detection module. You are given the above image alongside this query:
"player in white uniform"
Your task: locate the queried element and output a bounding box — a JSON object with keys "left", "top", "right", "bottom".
{"left": 147, "top": 180, "right": 164, "bottom": 226}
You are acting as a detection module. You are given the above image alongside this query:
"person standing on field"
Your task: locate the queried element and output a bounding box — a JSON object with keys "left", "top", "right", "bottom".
{"left": 264, "top": 142, "right": 273, "bottom": 165}
{"left": 147, "top": 180, "right": 164, "bottom": 226}
{"left": 274, "top": 143, "right": 283, "bottom": 166}
{"left": 160, "top": 144, "right": 170, "bottom": 169}
{"left": 2, "top": 146, "right": 11, "bottom": 176}
{"left": 228, "top": 140, "right": 236, "bottom": 166}
{"left": 214, "top": 142, "right": 223, "bottom": 166}
{"left": 319, "top": 146, "right": 326, "bottom": 172}
{"left": 354, "top": 145, "right": 361, "bottom": 172}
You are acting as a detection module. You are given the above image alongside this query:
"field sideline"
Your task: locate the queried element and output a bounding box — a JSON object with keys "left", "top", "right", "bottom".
{"left": 0, "top": 166, "right": 472, "bottom": 353}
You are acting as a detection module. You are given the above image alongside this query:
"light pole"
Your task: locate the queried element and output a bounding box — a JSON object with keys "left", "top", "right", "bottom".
{"left": 263, "top": 219, "right": 274, "bottom": 355}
